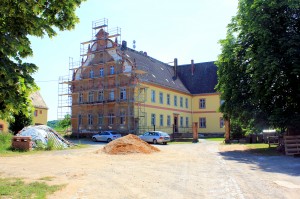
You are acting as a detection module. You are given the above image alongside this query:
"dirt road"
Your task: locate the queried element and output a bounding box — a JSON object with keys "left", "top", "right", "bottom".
{"left": 1, "top": 140, "right": 300, "bottom": 199}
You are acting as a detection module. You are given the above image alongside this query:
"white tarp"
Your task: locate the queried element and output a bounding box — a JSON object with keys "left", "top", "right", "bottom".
{"left": 18, "top": 125, "right": 73, "bottom": 149}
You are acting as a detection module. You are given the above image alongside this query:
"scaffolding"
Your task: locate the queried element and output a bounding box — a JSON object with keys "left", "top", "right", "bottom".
{"left": 58, "top": 18, "right": 146, "bottom": 136}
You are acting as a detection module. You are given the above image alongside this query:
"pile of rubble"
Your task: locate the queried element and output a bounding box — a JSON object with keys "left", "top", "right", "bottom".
{"left": 102, "top": 134, "right": 160, "bottom": 155}
{"left": 18, "top": 125, "right": 73, "bottom": 149}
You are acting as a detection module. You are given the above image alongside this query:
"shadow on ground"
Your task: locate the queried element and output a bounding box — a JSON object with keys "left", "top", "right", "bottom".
{"left": 219, "top": 149, "right": 300, "bottom": 176}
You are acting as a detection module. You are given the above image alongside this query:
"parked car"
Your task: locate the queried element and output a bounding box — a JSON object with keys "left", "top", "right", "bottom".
{"left": 92, "top": 131, "right": 121, "bottom": 143}
{"left": 139, "top": 131, "right": 170, "bottom": 145}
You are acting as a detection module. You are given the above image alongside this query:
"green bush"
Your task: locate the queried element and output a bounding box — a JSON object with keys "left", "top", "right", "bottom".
{"left": 0, "top": 132, "right": 13, "bottom": 151}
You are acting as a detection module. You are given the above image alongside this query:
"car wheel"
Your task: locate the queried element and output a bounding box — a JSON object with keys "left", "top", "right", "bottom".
{"left": 153, "top": 139, "right": 157, "bottom": 144}
{"left": 107, "top": 138, "right": 112, "bottom": 143}
{"left": 163, "top": 142, "right": 167, "bottom": 145}
{"left": 92, "top": 137, "right": 97, "bottom": 142}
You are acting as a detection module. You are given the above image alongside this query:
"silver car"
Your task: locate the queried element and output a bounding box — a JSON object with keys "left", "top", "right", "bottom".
{"left": 139, "top": 131, "right": 170, "bottom": 145}
{"left": 92, "top": 131, "right": 121, "bottom": 143}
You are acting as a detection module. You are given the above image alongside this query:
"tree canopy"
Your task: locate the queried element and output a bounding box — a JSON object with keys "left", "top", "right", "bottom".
{"left": 0, "top": 0, "right": 85, "bottom": 119}
{"left": 216, "top": 0, "right": 300, "bottom": 132}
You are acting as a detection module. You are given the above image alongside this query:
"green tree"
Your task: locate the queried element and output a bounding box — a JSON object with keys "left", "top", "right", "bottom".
{"left": 0, "top": 0, "right": 85, "bottom": 119}
{"left": 216, "top": 0, "right": 300, "bottom": 133}
{"left": 58, "top": 114, "right": 71, "bottom": 132}
{"left": 9, "top": 110, "right": 33, "bottom": 135}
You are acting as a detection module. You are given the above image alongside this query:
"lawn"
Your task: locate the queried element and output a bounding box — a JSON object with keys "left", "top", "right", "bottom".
{"left": 0, "top": 177, "right": 64, "bottom": 199}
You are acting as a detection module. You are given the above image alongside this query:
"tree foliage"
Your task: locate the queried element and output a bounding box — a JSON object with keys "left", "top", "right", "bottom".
{"left": 58, "top": 114, "right": 71, "bottom": 131}
{"left": 9, "top": 110, "right": 33, "bottom": 135}
{"left": 0, "top": 0, "right": 85, "bottom": 119}
{"left": 216, "top": 0, "right": 300, "bottom": 131}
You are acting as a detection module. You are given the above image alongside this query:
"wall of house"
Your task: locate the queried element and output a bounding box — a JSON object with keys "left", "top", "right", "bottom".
{"left": 0, "top": 119, "right": 9, "bottom": 132}
{"left": 138, "top": 84, "right": 224, "bottom": 134}
{"left": 139, "top": 83, "right": 192, "bottom": 134}
{"left": 33, "top": 108, "right": 48, "bottom": 125}
{"left": 191, "top": 93, "right": 224, "bottom": 134}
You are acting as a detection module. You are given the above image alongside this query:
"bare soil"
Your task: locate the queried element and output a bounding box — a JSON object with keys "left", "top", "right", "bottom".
{"left": 1, "top": 139, "right": 300, "bottom": 199}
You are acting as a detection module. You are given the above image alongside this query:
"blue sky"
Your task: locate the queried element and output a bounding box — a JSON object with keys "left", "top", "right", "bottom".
{"left": 27, "top": 0, "right": 238, "bottom": 121}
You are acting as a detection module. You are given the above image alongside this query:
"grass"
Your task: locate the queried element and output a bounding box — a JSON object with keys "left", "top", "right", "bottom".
{"left": 0, "top": 177, "right": 65, "bottom": 199}
{"left": 202, "top": 137, "right": 225, "bottom": 142}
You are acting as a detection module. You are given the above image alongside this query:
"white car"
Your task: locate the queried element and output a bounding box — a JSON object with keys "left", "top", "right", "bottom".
{"left": 92, "top": 131, "right": 121, "bottom": 143}
{"left": 139, "top": 131, "right": 171, "bottom": 145}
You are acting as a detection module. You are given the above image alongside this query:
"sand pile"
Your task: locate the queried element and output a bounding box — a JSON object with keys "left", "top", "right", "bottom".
{"left": 102, "top": 134, "right": 160, "bottom": 155}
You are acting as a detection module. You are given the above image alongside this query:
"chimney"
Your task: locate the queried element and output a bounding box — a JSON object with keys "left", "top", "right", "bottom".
{"left": 121, "top": 40, "right": 127, "bottom": 50}
{"left": 191, "top": 59, "right": 195, "bottom": 75}
{"left": 174, "top": 58, "right": 178, "bottom": 78}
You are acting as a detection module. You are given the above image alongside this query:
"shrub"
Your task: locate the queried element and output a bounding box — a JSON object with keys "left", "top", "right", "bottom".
{"left": 0, "top": 132, "right": 13, "bottom": 151}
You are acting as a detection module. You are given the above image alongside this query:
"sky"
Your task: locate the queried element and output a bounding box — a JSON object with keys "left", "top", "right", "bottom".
{"left": 27, "top": 0, "right": 238, "bottom": 121}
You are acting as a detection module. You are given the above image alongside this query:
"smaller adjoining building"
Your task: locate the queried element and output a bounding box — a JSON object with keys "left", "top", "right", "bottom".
{"left": 0, "top": 91, "right": 48, "bottom": 132}
{"left": 30, "top": 91, "right": 48, "bottom": 125}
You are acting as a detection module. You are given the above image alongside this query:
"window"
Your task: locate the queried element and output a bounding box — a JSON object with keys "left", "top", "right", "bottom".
{"left": 88, "top": 114, "right": 93, "bottom": 125}
{"left": 120, "top": 111, "right": 125, "bottom": 125}
{"left": 174, "top": 96, "right": 177, "bottom": 106}
{"left": 110, "top": 66, "right": 114, "bottom": 75}
{"left": 151, "top": 90, "right": 155, "bottom": 103}
{"left": 98, "top": 114, "right": 103, "bottom": 125}
{"left": 199, "top": 98, "right": 206, "bottom": 109}
{"left": 0, "top": 124, "right": 3, "bottom": 131}
{"left": 199, "top": 117, "right": 206, "bottom": 128}
{"left": 89, "top": 70, "right": 94, "bottom": 78}
{"left": 34, "top": 110, "right": 38, "bottom": 117}
{"left": 98, "top": 90, "right": 104, "bottom": 101}
{"left": 109, "top": 113, "right": 114, "bottom": 125}
{"left": 88, "top": 91, "right": 94, "bottom": 102}
{"left": 39, "top": 110, "right": 42, "bottom": 114}
{"left": 220, "top": 117, "right": 224, "bottom": 128}
{"left": 167, "top": 115, "right": 171, "bottom": 127}
{"left": 160, "top": 114, "right": 163, "bottom": 126}
{"left": 78, "top": 114, "right": 82, "bottom": 125}
{"left": 159, "top": 92, "right": 163, "bottom": 104}
{"left": 100, "top": 68, "right": 104, "bottom": 77}
{"left": 180, "top": 97, "right": 183, "bottom": 107}
{"left": 79, "top": 93, "right": 83, "bottom": 103}
{"left": 109, "top": 90, "right": 114, "bottom": 100}
{"left": 186, "top": 117, "right": 189, "bottom": 127}
{"left": 180, "top": 116, "right": 183, "bottom": 127}
{"left": 185, "top": 98, "right": 188, "bottom": 108}
{"left": 120, "top": 88, "right": 126, "bottom": 100}
{"left": 167, "top": 94, "right": 170, "bottom": 105}
{"left": 151, "top": 114, "right": 156, "bottom": 125}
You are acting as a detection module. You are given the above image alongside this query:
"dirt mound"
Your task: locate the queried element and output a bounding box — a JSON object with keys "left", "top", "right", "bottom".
{"left": 101, "top": 134, "right": 160, "bottom": 155}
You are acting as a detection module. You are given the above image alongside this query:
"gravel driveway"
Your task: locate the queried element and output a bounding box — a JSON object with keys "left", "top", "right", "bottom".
{"left": 0, "top": 139, "right": 299, "bottom": 199}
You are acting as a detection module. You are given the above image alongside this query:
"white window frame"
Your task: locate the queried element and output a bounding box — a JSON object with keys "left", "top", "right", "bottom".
{"left": 110, "top": 66, "right": 114, "bottom": 75}
{"left": 160, "top": 114, "right": 163, "bottom": 126}
{"left": 199, "top": 117, "right": 206, "bottom": 128}
{"left": 174, "top": 96, "right": 177, "bottom": 106}
{"left": 88, "top": 114, "right": 93, "bottom": 125}
{"left": 199, "top": 98, "right": 206, "bottom": 109}
{"left": 88, "top": 91, "right": 94, "bottom": 102}
{"left": 151, "top": 114, "right": 156, "bottom": 125}
{"left": 120, "top": 88, "right": 126, "bottom": 100}
{"left": 89, "top": 70, "right": 94, "bottom": 78}
{"left": 167, "top": 115, "right": 171, "bottom": 127}
{"left": 109, "top": 90, "right": 115, "bottom": 100}
{"left": 100, "top": 68, "right": 104, "bottom": 77}
{"left": 151, "top": 90, "right": 155, "bottom": 103}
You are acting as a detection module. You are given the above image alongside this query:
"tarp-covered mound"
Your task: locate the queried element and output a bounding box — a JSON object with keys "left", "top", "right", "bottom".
{"left": 18, "top": 125, "right": 73, "bottom": 149}
{"left": 102, "top": 134, "right": 160, "bottom": 155}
